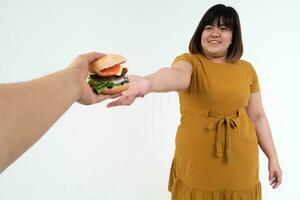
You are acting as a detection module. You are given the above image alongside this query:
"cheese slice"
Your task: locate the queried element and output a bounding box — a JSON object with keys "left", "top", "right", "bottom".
{"left": 115, "top": 66, "right": 124, "bottom": 76}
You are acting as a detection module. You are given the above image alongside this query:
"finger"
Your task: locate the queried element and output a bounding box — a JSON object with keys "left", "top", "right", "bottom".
{"left": 272, "top": 181, "right": 281, "bottom": 189}
{"left": 108, "top": 95, "right": 134, "bottom": 107}
{"left": 269, "top": 171, "right": 274, "bottom": 182}
{"left": 121, "top": 90, "right": 134, "bottom": 97}
{"left": 110, "top": 93, "right": 122, "bottom": 99}
{"left": 276, "top": 173, "right": 282, "bottom": 186}
{"left": 122, "top": 89, "right": 141, "bottom": 98}
{"left": 126, "top": 96, "right": 135, "bottom": 105}
{"left": 277, "top": 175, "right": 282, "bottom": 184}
{"left": 96, "top": 92, "right": 120, "bottom": 101}
{"left": 93, "top": 91, "right": 122, "bottom": 102}
{"left": 84, "top": 52, "right": 106, "bottom": 64}
{"left": 95, "top": 94, "right": 110, "bottom": 103}
{"left": 270, "top": 179, "right": 276, "bottom": 186}
{"left": 107, "top": 97, "right": 125, "bottom": 108}
{"left": 275, "top": 171, "right": 282, "bottom": 184}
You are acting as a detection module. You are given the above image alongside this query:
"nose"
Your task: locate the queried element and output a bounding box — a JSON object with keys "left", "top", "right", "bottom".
{"left": 210, "top": 28, "right": 221, "bottom": 37}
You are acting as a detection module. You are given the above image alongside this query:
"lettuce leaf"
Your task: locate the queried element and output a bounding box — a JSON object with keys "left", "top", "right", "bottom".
{"left": 87, "top": 76, "right": 128, "bottom": 94}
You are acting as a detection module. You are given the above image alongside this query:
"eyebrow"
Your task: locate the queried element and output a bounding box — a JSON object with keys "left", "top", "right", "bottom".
{"left": 206, "top": 23, "right": 227, "bottom": 27}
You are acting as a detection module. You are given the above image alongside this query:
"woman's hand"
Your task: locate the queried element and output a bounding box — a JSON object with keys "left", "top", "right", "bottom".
{"left": 107, "top": 75, "right": 151, "bottom": 107}
{"left": 268, "top": 158, "right": 282, "bottom": 189}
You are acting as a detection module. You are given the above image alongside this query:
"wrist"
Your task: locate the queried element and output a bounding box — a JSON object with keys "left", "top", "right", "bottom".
{"left": 144, "top": 76, "right": 153, "bottom": 95}
{"left": 268, "top": 155, "right": 279, "bottom": 163}
{"left": 66, "top": 67, "right": 83, "bottom": 102}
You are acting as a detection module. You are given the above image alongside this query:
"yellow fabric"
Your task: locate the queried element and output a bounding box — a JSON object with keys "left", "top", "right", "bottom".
{"left": 168, "top": 53, "right": 261, "bottom": 200}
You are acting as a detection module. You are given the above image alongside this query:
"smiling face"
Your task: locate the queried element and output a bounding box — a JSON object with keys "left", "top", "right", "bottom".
{"left": 201, "top": 21, "right": 233, "bottom": 62}
{"left": 189, "top": 5, "right": 243, "bottom": 63}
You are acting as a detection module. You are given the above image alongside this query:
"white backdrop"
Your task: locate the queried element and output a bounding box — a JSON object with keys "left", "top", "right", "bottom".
{"left": 0, "top": 0, "right": 299, "bottom": 199}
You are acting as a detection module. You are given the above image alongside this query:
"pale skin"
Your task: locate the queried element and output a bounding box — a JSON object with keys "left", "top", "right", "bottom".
{"left": 108, "top": 23, "right": 282, "bottom": 189}
{"left": 0, "top": 52, "right": 119, "bottom": 173}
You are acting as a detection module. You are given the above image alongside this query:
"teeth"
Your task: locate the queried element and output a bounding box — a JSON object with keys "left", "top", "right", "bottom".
{"left": 209, "top": 41, "right": 219, "bottom": 44}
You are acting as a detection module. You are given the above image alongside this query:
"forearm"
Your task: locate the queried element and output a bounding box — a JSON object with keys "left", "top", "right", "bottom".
{"left": 0, "top": 68, "right": 80, "bottom": 173}
{"left": 145, "top": 67, "right": 188, "bottom": 93}
{"left": 253, "top": 116, "right": 278, "bottom": 160}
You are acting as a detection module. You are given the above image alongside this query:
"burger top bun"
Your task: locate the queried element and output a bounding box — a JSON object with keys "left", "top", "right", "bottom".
{"left": 90, "top": 54, "right": 126, "bottom": 72}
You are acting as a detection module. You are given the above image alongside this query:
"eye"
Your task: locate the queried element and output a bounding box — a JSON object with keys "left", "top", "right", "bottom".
{"left": 204, "top": 25, "right": 213, "bottom": 30}
{"left": 220, "top": 26, "right": 229, "bottom": 31}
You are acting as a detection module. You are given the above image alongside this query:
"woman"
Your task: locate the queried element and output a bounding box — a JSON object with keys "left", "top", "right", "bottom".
{"left": 108, "top": 4, "right": 282, "bottom": 199}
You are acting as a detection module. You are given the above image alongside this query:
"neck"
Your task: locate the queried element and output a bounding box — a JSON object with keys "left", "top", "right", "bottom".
{"left": 205, "top": 55, "right": 227, "bottom": 63}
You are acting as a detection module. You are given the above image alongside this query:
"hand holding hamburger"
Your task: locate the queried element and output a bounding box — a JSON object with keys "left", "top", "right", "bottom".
{"left": 88, "top": 54, "right": 129, "bottom": 94}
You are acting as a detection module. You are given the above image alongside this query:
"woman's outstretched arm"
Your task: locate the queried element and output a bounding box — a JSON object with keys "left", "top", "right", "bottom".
{"left": 107, "top": 60, "right": 193, "bottom": 107}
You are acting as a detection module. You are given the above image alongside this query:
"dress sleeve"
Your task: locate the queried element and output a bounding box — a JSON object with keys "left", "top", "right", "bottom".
{"left": 172, "top": 53, "right": 199, "bottom": 94}
{"left": 246, "top": 62, "right": 260, "bottom": 93}
{"left": 172, "top": 53, "right": 197, "bottom": 79}
{"left": 172, "top": 53, "right": 194, "bottom": 67}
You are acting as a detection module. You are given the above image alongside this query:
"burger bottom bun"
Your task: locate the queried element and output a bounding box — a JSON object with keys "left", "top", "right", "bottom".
{"left": 101, "top": 84, "right": 129, "bottom": 95}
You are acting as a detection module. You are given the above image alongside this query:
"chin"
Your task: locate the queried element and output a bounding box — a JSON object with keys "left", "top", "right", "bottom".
{"left": 204, "top": 50, "right": 227, "bottom": 58}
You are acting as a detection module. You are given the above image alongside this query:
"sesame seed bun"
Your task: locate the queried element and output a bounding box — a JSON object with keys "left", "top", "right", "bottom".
{"left": 90, "top": 54, "right": 126, "bottom": 73}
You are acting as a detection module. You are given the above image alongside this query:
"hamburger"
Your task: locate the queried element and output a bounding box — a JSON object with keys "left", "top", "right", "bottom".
{"left": 87, "top": 54, "right": 129, "bottom": 95}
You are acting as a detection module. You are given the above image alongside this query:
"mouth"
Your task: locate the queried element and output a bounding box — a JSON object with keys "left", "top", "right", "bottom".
{"left": 208, "top": 40, "right": 221, "bottom": 44}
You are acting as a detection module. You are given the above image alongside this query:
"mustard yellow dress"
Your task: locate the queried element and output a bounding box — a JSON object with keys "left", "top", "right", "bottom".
{"left": 168, "top": 53, "right": 262, "bottom": 200}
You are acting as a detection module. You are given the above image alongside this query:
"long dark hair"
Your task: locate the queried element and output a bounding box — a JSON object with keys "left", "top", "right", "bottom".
{"left": 189, "top": 4, "right": 243, "bottom": 62}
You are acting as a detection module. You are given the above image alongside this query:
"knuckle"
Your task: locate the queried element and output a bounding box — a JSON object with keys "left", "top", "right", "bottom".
{"left": 77, "top": 54, "right": 86, "bottom": 60}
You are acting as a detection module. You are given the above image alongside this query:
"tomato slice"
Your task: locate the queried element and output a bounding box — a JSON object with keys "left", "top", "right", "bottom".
{"left": 97, "top": 64, "right": 121, "bottom": 76}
